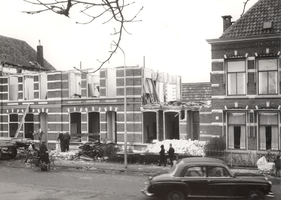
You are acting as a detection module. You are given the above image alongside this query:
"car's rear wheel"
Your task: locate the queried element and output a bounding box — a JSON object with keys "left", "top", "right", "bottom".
{"left": 167, "top": 190, "right": 185, "bottom": 200}
{"left": 247, "top": 190, "right": 265, "bottom": 200}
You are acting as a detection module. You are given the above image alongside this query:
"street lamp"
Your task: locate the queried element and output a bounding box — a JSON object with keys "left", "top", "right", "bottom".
{"left": 118, "top": 46, "right": 127, "bottom": 169}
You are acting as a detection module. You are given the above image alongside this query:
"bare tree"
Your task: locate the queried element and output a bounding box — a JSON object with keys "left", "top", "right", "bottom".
{"left": 22, "top": 0, "right": 143, "bottom": 72}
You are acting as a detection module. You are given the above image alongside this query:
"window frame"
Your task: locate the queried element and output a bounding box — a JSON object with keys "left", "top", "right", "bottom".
{"left": 227, "top": 112, "right": 247, "bottom": 150}
{"left": 226, "top": 60, "right": 246, "bottom": 96}
{"left": 257, "top": 58, "right": 278, "bottom": 95}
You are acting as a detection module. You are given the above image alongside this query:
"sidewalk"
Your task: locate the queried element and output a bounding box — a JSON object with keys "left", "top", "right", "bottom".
{"left": 1, "top": 156, "right": 262, "bottom": 177}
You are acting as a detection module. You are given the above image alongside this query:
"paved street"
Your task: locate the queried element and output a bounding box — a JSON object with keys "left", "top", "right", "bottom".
{"left": 0, "top": 166, "right": 149, "bottom": 200}
{"left": 0, "top": 159, "right": 280, "bottom": 200}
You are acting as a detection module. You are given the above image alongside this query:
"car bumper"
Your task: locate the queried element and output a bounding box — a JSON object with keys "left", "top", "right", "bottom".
{"left": 265, "top": 191, "right": 274, "bottom": 198}
{"left": 141, "top": 182, "right": 155, "bottom": 197}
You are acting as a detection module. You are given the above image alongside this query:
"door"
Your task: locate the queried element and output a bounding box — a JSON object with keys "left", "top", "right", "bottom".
{"left": 181, "top": 166, "right": 208, "bottom": 197}
{"left": 207, "top": 166, "right": 239, "bottom": 198}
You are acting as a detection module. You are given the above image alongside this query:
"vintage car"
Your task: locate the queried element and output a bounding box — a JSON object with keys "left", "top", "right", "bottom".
{"left": 141, "top": 157, "right": 274, "bottom": 200}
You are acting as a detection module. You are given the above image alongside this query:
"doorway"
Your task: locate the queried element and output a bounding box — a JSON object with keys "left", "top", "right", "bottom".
{"left": 164, "top": 112, "right": 179, "bottom": 139}
{"left": 70, "top": 112, "right": 81, "bottom": 141}
{"left": 143, "top": 112, "right": 157, "bottom": 143}
{"left": 88, "top": 112, "right": 100, "bottom": 141}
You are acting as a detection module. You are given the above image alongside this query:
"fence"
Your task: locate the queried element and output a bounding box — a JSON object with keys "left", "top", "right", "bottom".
{"left": 204, "top": 149, "right": 280, "bottom": 168}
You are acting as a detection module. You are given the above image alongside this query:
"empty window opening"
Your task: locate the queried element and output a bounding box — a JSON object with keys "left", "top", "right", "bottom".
{"left": 106, "top": 111, "right": 117, "bottom": 143}
{"left": 9, "top": 114, "right": 18, "bottom": 137}
{"left": 164, "top": 112, "right": 179, "bottom": 139}
{"left": 70, "top": 112, "right": 81, "bottom": 141}
{"left": 24, "top": 114, "right": 34, "bottom": 139}
{"left": 88, "top": 112, "right": 100, "bottom": 142}
{"left": 143, "top": 112, "right": 157, "bottom": 143}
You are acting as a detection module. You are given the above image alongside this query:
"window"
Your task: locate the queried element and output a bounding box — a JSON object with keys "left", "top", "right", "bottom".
{"left": 227, "top": 61, "right": 246, "bottom": 95}
{"left": 207, "top": 166, "right": 230, "bottom": 177}
{"left": 184, "top": 166, "right": 206, "bottom": 177}
{"left": 228, "top": 113, "right": 246, "bottom": 149}
{"left": 258, "top": 59, "right": 278, "bottom": 95}
{"left": 259, "top": 113, "right": 278, "bottom": 150}
{"left": 9, "top": 114, "right": 18, "bottom": 137}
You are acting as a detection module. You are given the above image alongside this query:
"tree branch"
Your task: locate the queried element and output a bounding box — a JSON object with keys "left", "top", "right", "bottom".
{"left": 22, "top": 0, "right": 143, "bottom": 72}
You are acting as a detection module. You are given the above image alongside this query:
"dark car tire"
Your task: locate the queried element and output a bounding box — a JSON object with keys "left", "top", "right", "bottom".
{"left": 167, "top": 190, "right": 186, "bottom": 200}
{"left": 247, "top": 190, "right": 265, "bottom": 200}
{"left": 0, "top": 149, "right": 2, "bottom": 160}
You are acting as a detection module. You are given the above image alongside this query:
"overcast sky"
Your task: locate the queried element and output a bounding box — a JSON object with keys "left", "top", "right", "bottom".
{"left": 0, "top": 0, "right": 259, "bottom": 82}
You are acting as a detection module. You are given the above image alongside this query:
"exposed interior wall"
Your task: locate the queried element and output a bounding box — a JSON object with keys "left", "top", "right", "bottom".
{"left": 40, "top": 73, "right": 47, "bottom": 99}
{"left": 24, "top": 75, "right": 34, "bottom": 100}
{"left": 106, "top": 68, "right": 116, "bottom": 97}
{"left": 9, "top": 76, "right": 18, "bottom": 100}
{"left": 106, "top": 111, "right": 117, "bottom": 142}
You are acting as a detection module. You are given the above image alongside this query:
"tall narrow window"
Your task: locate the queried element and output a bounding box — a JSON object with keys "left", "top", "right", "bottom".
{"left": 258, "top": 59, "right": 278, "bottom": 95}
{"left": 227, "top": 61, "right": 246, "bottom": 95}
{"left": 259, "top": 113, "right": 278, "bottom": 150}
{"left": 228, "top": 113, "right": 246, "bottom": 149}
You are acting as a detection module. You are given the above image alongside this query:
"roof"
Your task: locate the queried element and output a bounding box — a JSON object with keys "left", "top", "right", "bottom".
{"left": 180, "top": 157, "right": 226, "bottom": 164}
{"left": 182, "top": 82, "right": 211, "bottom": 102}
{"left": 220, "top": 0, "right": 281, "bottom": 38}
{"left": 0, "top": 35, "right": 55, "bottom": 71}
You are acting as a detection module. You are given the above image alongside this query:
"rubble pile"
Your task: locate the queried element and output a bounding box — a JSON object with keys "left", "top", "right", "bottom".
{"left": 145, "top": 139, "right": 206, "bottom": 156}
{"left": 49, "top": 150, "right": 79, "bottom": 160}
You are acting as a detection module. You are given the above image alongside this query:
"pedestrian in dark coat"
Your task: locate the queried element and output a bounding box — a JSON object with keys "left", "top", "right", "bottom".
{"left": 57, "top": 132, "right": 65, "bottom": 152}
{"left": 39, "top": 140, "right": 50, "bottom": 164}
{"left": 274, "top": 155, "right": 281, "bottom": 177}
{"left": 63, "top": 132, "right": 71, "bottom": 152}
{"left": 167, "top": 143, "right": 175, "bottom": 166}
{"left": 158, "top": 145, "right": 166, "bottom": 167}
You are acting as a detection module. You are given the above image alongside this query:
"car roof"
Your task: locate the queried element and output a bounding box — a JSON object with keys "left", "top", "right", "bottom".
{"left": 180, "top": 157, "right": 226, "bottom": 165}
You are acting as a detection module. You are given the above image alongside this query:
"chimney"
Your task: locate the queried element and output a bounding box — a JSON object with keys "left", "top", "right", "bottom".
{"left": 37, "top": 40, "right": 44, "bottom": 68}
{"left": 222, "top": 15, "right": 232, "bottom": 32}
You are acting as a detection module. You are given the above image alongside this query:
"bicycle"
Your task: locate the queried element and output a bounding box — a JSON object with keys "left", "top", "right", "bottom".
{"left": 22, "top": 149, "right": 62, "bottom": 172}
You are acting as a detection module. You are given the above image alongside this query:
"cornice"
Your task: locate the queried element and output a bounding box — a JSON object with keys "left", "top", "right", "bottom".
{"left": 206, "top": 34, "right": 281, "bottom": 45}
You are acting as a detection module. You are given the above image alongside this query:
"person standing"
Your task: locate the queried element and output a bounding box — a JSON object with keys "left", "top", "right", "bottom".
{"left": 39, "top": 140, "right": 50, "bottom": 171}
{"left": 274, "top": 155, "right": 281, "bottom": 177}
{"left": 158, "top": 145, "right": 166, "bottom": 167}
{"left": 63, "top": 132, "right": 71, "bottom": 152}
{"left": 33, "top": 128, "right": 44, "bottom": 143}
{"left": 167, "top": 143, "right": 175, "bottom": 166}
{"left": 57, "top": 132, "right": 65, "bottom": 152}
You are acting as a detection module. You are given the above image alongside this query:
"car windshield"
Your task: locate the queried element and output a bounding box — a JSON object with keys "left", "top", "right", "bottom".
{"left": 169, "top": 160, "right": 182, "bottom": 176}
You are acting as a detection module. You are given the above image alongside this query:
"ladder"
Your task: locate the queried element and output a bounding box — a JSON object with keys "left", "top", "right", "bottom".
{"left": 14, "top": 104, "right": 30, "bottom": 138}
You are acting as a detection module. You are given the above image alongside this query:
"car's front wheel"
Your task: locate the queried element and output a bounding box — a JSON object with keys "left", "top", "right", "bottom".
{"left": 167, "top": 190, "right": 185, "bottom": 200}
{"left": 247, "top": 190, "right": 265, "bottom": 200}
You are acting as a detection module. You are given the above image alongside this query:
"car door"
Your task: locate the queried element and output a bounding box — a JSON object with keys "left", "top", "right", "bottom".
{"left": 207, "top": 166, "right": 241, "bottom": 198}
{"left": 181, "top": 166, "right": 209, "bottom": 198}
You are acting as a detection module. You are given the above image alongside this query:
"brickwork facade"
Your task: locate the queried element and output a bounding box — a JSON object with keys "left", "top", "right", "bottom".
{"left": 0, "top": 66, "right": 199, "bottom": 149}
